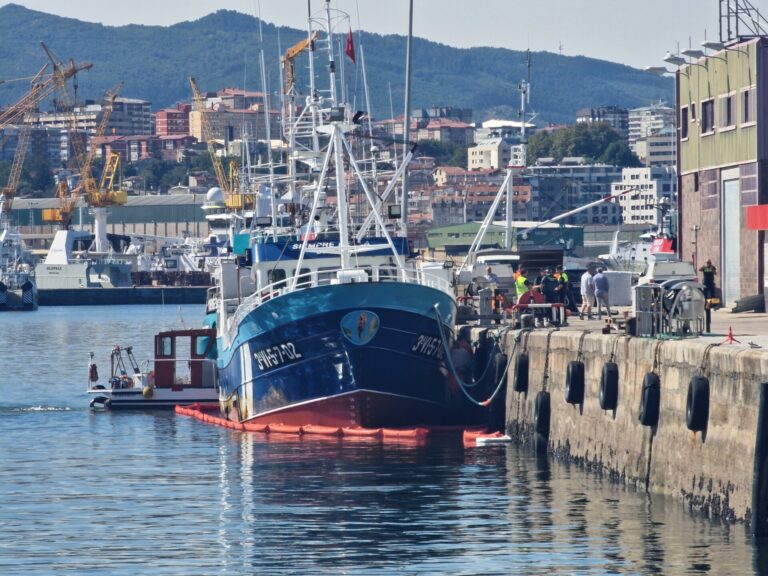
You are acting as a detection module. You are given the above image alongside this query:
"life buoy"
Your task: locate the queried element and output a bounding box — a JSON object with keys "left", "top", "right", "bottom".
{"left": 534, "top": 390, "right": 551, "bottom": 437}
{"left": 599, "top": 362, "right": 619, "bottom": 411}
{"left": 513, "top": 353, "right": 529, "bottom": 393}
{"left": 639, "top": 372, "right": 661, "bottom": 427}
{"left": 686, "top": 375, "right": 710, "bottom": 432}
{"left": 565, "top": 360, "right": 585, "bottom": 405}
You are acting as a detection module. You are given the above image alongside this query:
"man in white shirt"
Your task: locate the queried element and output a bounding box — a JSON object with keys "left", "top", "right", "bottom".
{"left": 579, "top": 267, "right": 595, "bottom": 320}
{"left": 484, "top": 266, "right": 499, "bottom": 284}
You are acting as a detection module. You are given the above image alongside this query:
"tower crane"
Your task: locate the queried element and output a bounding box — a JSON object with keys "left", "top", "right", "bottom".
{"left": 0, "top": 46, "right": 91, "bottom": 212}
{"left": 43, "top": 83, "right": 126, "bottom": 235}
{"left": 189, "top": 76, "right": 235, "bottom": 206}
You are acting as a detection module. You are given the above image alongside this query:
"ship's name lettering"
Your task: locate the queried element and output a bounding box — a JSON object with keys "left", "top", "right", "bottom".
{"left": 253, "top": 342, "right": 303, "bottom": 370}
{"left": 411, "top": 335, "right": 444, "bottom": 360}
{"left": 290, "top": 241, "right": 336, "bottom": 250}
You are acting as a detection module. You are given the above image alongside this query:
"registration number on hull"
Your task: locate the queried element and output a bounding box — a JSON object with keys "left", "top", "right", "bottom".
{"left": 411, "top": 334, "right": 445, "bottom": 360}
{"left": 253, "top": 342, "right": 303, "bottom": 371}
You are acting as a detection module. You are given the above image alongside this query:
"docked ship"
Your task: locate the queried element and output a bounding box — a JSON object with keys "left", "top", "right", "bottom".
{"left": 209, "top": 2, "right": 463, "bottom": 428}
{"left": 0, "top": 193, "right": 37, "bottom": 311}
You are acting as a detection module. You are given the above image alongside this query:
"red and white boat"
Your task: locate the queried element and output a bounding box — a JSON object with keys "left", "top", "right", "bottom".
{"left": 87, "top": 328, "right": 218, "bottom": 409}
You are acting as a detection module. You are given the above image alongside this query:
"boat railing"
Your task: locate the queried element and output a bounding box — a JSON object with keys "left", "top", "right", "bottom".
{"left": 230, "top": 265, "right": 452, "bottom": 334}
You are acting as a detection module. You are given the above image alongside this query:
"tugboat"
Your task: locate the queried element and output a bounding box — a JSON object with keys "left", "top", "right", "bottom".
{"left": 87, "top": 328, "right": 218, "bottom": 409}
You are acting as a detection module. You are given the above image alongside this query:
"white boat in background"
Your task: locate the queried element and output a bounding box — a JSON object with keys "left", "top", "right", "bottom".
{"left": 599, "top": 230, "right": 678, "bottom": 275}
{"left": 0, "top": 193, "right": 37, "bottom": 311}
{"left": 87, "top": 328, "right": 218, "bottom": 409}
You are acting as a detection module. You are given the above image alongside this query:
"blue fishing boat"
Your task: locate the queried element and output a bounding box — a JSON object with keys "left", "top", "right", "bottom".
{"left": 208, "top": 1, "right": 462, "bottom": 428}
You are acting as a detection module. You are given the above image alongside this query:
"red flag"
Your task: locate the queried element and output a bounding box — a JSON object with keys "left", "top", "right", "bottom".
{"left": 345, "top": 28, "right": 356, "bottom": 63}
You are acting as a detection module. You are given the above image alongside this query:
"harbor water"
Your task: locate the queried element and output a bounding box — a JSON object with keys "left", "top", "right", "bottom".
{"left": 1, "top": 306, "right": 766, "bottom": 575}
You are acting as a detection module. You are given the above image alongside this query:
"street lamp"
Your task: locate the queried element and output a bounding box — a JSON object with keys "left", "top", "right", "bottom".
{"left": 681, "top": 48, "right": 705, "bottom": 60}
{"left": 701, "top": 40, "right": 749, "bottom": 56}
{"left": 691, "top": 224, "right": 700, "bottom": 269}
{"left": 644, "top": 66, "right": 672, "bottom": 76}
{"left": 664, "top": 51, "right": 687, "bottom": 66}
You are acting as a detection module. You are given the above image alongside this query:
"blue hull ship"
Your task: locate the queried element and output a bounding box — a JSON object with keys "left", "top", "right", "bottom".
{"left": 208, "top": 1, "right": 466, "bottom": 429}
{"left": 216, "top": 276, "right": 458, "bottom": 427}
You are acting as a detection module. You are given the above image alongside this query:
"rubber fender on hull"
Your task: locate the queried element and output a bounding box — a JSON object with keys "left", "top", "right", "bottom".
{"left": 599, "top": 362, "right": 619, "bottom": 411}
{"left": 534, "top": 390, "right": 551, "bottom": 437}
{"left": 686, "top": 375, "right": 710, "bottom": 432}
{"left": 639, "top": 372, "right": 661, "bottom": 427}
{"left": 565, "top": 360, "right": 585, "bottom": 405}
{"left": 513, "top": 353, "right": 529, "bottom": 393}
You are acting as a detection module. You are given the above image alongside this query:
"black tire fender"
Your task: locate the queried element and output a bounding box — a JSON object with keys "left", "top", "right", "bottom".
{"left": 639, "top": 372, "right": 661, "bottom": 427}
{"left": 534, "top": 390, "right": 551, "bottom": 437}
{"left": 599, "top": 362, "right": 619, "bottom": 411}
{"left": 493, "top": 353, "right": 508, "bottom": 387}
{"left": 565, "top": 360, "right": 585, "bottom": 405}
{"left": 513, "top": 353, "right": 529, "bottom": 393}
{"left": 686, "top": 375, "right": 710, "bottom": 432}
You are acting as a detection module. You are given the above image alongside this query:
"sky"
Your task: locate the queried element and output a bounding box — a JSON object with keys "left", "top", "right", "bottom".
{"left": 1, "top": 0, "right": 725, "bottom": 69}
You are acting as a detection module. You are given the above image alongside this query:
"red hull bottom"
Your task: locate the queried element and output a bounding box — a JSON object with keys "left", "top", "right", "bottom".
{"left": 235, "top": 390, "right": 457, "bottom": 429}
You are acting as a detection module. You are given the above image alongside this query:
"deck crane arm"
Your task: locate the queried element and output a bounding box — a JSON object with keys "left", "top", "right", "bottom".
{"left": 189, "top": 76, "right": 231, "bottom": 199}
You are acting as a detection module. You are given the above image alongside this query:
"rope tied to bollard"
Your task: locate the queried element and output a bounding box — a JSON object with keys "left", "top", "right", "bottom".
{"left": 433, "top": 304, "right": 521, "bottom": 407}
{"left": 576, "top": 330, "right": 591, "bottom": 363}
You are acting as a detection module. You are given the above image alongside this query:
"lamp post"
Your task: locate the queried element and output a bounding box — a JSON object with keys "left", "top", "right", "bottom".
{"left": 691, "top": 224, "right": 700, "bottom": 270}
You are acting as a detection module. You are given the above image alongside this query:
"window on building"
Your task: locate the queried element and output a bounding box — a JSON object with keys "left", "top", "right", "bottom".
{"left": 701, "top": 99, "right": 715, "bottom": 134}
{"left": 691, "top": 102, "right": 697, "bottom": 120}
{"left": 681, "top": 106, "right": 689, "bottom": 139}
{"left": 719, "top": 94, "right": 734, "bottom": 129}
{"left": 742, "top": 87, "right": 756, "bottom": 125}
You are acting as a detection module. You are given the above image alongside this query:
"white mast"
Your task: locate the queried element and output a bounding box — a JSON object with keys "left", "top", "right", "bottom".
{"left": 400, "top": 0, "right": 414, "bottom": 238}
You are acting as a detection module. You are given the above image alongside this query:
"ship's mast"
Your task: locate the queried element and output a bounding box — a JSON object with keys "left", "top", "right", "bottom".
{"left": 400, "top": 0, "right": 414, "bottom": 238}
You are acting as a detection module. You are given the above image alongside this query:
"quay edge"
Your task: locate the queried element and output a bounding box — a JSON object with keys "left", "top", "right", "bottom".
{"left": 499, "top": 328, "right": 768, "bottom": 532}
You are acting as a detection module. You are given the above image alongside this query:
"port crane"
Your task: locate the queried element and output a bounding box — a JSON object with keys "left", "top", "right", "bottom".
{"left": 0, "top": 47, "right": 90, "bottom": 214}
{"left": 44, "top": 84, "right": 127, "bottom": 255}
{"left": 189, "top": 76, "right": 240, "bottom": 208}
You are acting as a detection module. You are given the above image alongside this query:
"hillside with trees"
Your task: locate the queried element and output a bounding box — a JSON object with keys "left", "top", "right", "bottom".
{"left": 0, "top": 4, "right": 672, "bottom": 126}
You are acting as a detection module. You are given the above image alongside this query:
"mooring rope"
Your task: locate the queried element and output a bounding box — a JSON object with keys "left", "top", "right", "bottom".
{"left": 433, "top": 304, "right": 520, "bottom": 407}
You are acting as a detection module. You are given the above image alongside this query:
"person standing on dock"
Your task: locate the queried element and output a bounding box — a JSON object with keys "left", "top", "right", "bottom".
{"left": 699, "top": 259, "right": 717, "bottom": 300}
{"left": 515, "top": 267, "right": 531, "bottom": 302}
{"left": 580, "top": 267, "right": 595, "bottom": 320}
{"left": 593, "top": 267, "right": 611, "bottom": 321}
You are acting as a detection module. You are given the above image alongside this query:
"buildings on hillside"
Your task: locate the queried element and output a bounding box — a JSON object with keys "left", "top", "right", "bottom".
{"left": 628, "top": 101, "right": 675, "bottom": 153}
{"left": 612, "top": 166, "right": 676, "bottom": 229}
{"left": 576, "top": 106, "right": 629, "bottom": 140}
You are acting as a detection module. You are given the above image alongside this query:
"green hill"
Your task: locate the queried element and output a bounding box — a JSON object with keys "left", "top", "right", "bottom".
{"left": 0, "top": 4, "right": 672, "bottom": 126}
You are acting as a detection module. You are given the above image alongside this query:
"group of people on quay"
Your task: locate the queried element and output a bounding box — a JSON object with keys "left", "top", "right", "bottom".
{"left": 472, "top": 256, "right": 719, "bottom": 327}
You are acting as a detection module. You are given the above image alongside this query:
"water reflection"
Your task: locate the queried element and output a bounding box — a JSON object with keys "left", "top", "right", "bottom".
{"left": 0, "top": 306, "right": 764, "bottom": 575}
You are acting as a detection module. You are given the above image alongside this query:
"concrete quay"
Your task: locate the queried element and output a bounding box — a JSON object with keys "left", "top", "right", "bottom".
{"left": 490, "top": 307, "right": 768, "bottom": 533}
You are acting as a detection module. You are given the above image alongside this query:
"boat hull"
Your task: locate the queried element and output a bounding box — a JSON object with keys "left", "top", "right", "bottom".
{"left": 88, "top": 386, "right": 218, "bottom": 409}
{"left": 217, "top": 282, "right": 462, "bottom": 428}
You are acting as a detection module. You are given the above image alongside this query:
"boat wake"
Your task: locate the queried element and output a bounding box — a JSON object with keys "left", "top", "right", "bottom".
{"left": 0, "top": 404, "right": 73, "bottom": 413}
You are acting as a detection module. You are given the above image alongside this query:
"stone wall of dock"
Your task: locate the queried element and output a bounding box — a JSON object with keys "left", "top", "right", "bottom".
{"left": 502, "top": 328, "right": 768, "bottom": 529}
